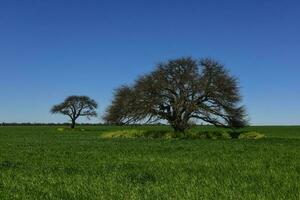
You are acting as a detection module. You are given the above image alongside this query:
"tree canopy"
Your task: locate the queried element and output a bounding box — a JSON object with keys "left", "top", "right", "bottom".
{"left": 104, "top": 57, "right": 247, "bottom": 132}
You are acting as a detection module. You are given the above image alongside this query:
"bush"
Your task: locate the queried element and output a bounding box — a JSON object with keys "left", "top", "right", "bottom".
{"left": 101, "top": 129, "right": 232, "bottom": 139}
{"left": 238, "top": 131, "right": 265, "bottom": 139}
{"left": 143, "top": 130, "right": 174, "bottom": 139}
{"left": 100, "top": 129, "right": 145, "bottom": 138}
{"left": 187, "top": 130, "right": 231, "bottom": 139}
{"left": 101, "top": 129, "right": 180, "bottom": 139}
{"left": 56, "top": 128, "right": 87, "bottom": 132}
{"left": 100, "top": 129, "right": 265, "bottom": 140}
{"left": 57, "top": 128, "right": 65, "bottom": 132}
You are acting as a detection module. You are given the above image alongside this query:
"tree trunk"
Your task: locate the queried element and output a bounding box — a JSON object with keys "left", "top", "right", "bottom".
{"left": 171, "top": 122, "right": 186, "bottom": 133}
{"left": 170, "top": 115, "right": 192, "bottom": 134}
{"left": 71, "top": 119, "right": 76, "bottom": 129}
{"left": 173, "top": 126, "right": 185, "bottom": 133}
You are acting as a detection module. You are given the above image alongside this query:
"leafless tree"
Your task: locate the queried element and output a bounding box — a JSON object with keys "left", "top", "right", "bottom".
{"left": 51, "top": 96, "right": 98, "bottom": 129}
{"left": 104, "top": 57, "right": 247, "bottom": 132}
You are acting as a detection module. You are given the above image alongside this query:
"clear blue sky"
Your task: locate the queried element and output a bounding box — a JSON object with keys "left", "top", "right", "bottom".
{"left": 0, "top": 0, "right": 299, "bottom": 125}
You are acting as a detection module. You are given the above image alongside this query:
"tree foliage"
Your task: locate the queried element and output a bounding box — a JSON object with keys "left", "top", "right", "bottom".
{"left": 104, "top": 57, "right": 247, "bottom": 132}
{"left": 51, "top": 96, "right": 98, "bottom": 128}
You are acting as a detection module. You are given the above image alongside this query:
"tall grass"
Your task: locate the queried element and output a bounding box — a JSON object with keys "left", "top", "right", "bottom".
{"left": 0, "top": 126, "right": 299, "bottom": 199}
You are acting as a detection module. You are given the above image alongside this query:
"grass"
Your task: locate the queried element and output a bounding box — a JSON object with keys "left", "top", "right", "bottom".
{"left": 0, "top": 125, "right": 300, "bottom": 199}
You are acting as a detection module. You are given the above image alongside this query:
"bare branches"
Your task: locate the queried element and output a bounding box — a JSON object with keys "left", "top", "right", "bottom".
{"left": 104, "top": 57, "right": 247, "bottom": 132}
{"left": 51, "top": 96, "right": 98, "bottom": 128}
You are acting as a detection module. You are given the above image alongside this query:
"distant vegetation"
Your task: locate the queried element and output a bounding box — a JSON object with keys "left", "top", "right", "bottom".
{"left": 0, "top": 122, "right": 103, "bottom": 126}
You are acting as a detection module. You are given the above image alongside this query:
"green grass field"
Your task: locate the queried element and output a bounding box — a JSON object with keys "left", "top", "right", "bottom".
{"left": 0, "top": 126, "right": 300, "bottom": 199}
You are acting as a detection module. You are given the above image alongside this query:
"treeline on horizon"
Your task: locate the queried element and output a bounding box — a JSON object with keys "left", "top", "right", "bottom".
{"left": 1, "top": 123, "right": 299, "bottom": 127}
{"left": 0, "top": 122, "right": 168, "bottom": 126}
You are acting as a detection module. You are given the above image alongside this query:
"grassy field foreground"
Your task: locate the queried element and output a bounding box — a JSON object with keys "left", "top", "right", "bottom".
{"left": 0, "top": 126, "right": 300, "bottom": 199}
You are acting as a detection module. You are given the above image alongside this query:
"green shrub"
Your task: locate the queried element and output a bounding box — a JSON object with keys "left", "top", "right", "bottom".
{"left": 56, "top": 127, "right": 88, "bottom": 132}
{"left": 143, "top": 130, "right": 170, "bottom": 138}
{"left": 228, "top": 131, "right": 242, "bottom": 139}
{"left": 57, "top": 128, "right": 65, "bottom": 132}
{"left": 100, "top": 129, "right": 145, "bottom": 138}
{"left": 238, "top": 131, "right": 265, "bottom": 139}
{"left": 101, "top": 129, "right": 179, "bottom": 139}
{"left": 187, "top": 130, "right": 231, "bottom": 139}
{"left": 100, "top": 129, "right": 265, "bottom": 140}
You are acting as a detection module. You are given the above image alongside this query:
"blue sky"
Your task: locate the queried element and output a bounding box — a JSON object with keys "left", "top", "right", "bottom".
{"left": 0, "top": 0, "right": 299, "bottom": 125}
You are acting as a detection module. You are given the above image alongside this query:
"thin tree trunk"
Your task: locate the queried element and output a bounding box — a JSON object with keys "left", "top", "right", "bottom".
{"left": 172, "top": 123, "right": 186, "bottom": 133}
{"left": 71, "top": 119, "right": 76, "bottom": 129}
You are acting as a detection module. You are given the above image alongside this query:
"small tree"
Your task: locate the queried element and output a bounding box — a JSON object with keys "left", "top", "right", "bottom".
{"left": 51, "top": 96, "right": 98, "bottom": 129}
{"left": 104, "top": 57, "right": 247, "bottom": 132}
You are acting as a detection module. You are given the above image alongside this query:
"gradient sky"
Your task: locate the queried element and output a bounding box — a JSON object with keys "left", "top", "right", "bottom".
{"left": 0, "top": 0, "right": 299, "bottom": 125}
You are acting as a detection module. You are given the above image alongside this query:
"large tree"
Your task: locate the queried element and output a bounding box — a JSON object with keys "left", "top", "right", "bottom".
{"left": 51, "top": 96, "right": 98, "bottom": 129}
{"left": 104, "top": 57, "right": 247, "bottom": 132}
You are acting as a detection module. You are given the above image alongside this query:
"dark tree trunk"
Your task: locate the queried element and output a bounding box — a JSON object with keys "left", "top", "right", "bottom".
{"left": 71, "top": 119, "right": 76, "bottom": 129}
{"left": 171, "top": 122, "right": 187, "bottom": 133}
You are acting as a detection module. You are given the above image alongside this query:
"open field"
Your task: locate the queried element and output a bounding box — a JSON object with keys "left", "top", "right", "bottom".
{"left": 0, "top": 126, "right": 300, "bottom": 199}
